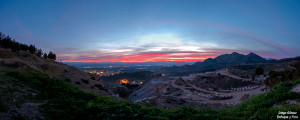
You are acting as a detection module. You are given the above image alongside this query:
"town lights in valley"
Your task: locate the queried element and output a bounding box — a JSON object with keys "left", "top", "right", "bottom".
{"left": 120, "top": 79, "right": 130, "bottom": 84}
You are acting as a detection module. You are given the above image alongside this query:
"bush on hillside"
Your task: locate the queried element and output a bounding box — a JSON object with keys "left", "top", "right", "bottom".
{"left": 255, "top": 67, "right": 264, "bottom": 75}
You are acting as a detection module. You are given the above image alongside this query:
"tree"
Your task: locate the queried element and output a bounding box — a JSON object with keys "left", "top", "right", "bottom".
{"left": 0, "top": 32, "right": 2, "bottom": 48}
{"left": 36, "top": 49, "right": 42, "bottom": 57}
{"left": 43, "top": 53, "right": 48, "bottom": 59}
{"left": 255, "top": 67, "right": 264, "bottom": 75}
{"left": 48, "top": 51, "right": 56, "bottom": 60}
{"left": 29, "top": 44, "right": 37, "bottom": 54}
{"left": 11, "top": 39, "right": 21, "bottom": 51}
{"left": 0, "top": 32, "right": 3, "bottom": 41}
{"left": 20, "top": 43, "right": 29, "bottom": 51}
{"left": 1, "top": 35, "right": 12, "bottom": 49}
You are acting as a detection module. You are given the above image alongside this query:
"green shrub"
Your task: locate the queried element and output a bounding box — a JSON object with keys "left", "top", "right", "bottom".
{"left": 255, "top": 67, "right": 264, "bottom": 75}
{"left": 0, "top": 96, "right": 8, "bottom": 113}
{"left": 94, "top": 84, "right": 108, "bottom": 91}
{"left": 81, "top": 79, "right": 89, "bottom": 84}
{"left": 75, "top": 81, "right": 81, "bottom": 85}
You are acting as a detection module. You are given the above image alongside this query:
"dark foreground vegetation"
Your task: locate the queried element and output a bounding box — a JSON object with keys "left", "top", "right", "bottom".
{"left": 2, "top": 67, "right": 299, "bottom": 120}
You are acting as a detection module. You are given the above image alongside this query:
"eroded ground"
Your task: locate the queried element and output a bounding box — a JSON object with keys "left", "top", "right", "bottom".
{"left": 128, "top": 68, "right": 268, "bottom": 109}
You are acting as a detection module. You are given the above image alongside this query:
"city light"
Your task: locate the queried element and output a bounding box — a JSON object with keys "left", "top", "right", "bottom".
{"left": 120, "top": 79, "right": 130, "bottom": 84}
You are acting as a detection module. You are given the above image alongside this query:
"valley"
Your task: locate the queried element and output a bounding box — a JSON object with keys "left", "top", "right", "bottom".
{"left": 71, "top": 52, "right": 299, "bottom": 110}
{"left": 1, "top": 0, "right": 300, "bottom": 119}
{"left": 106, "top": 67, "right": 266, "bottom": 109}
{"left": 1, "top": 49, "right": 299, "bottom": 119}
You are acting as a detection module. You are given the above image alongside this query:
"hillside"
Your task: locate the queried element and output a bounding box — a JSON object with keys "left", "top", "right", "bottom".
{"left": 0, "top": 48, "right": 109, "bottom": 95}
{"left": 0, "top": 48, "right": 299, "bottom": 119}
{"left": 0, "top": 66, "right": 299, "bottom": 119}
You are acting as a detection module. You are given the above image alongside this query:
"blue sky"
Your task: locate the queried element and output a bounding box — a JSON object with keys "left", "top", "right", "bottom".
{"left": 0, "top": 0, "right": 299, "bottom": 62}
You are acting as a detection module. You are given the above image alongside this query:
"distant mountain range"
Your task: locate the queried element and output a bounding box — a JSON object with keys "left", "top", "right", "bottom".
{"left": 162, "top": 52, "right": 267, "bottom": 76}
{"left": 196, "top": 52, "right": 266, "bottom": 65}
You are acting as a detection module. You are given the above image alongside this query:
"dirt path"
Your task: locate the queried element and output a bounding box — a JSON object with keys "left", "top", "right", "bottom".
{"left": 170, "top": 71, "right": 266, "bottom": 104}
{"left": 215, "top": 70, "right": 252, "bottom": 81}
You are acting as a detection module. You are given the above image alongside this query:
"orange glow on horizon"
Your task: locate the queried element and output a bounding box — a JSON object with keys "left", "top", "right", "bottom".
{"left": 82, "top": 67, "right": 93, "bottom": 68}
{"left": 61, "top": 53, "right": 218, "bottom": 63}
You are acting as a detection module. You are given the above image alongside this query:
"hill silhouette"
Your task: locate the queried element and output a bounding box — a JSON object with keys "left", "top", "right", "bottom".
{"left": 163, "top": 52, "right": 267, "bottom": 76}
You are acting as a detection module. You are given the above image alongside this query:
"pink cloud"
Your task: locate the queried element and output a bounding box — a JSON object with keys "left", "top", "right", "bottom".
{"left": 60, "top": 51, "right": 232, "bottom": 63}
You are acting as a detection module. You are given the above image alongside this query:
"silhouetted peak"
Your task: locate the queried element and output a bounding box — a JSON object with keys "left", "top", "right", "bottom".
{"left": 247, "top": 52, "right": 257, "bottom": 56}
{"left": 231, "top": 52, "right": 240, "bottom": 55}
{"left": 244, "top": 52, "right": 266, "bottom": 63}
{"left": 204, "top": 57, "right": 214, "bottom": 61}
{"left": 203, "top": 58, "right": 214, "bottom": 62}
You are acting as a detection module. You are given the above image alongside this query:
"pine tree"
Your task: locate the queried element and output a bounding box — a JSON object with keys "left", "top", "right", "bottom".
{"left": 36, "top": 49, "right": 42, "bottom": 57}
{"left": 48, "top": 51, "right": 56, "bottom": 60}
{"left": 43, "top": 53, "right": 48, "bottom": 59}
{"left": 29, "top": 44, "right": 37, "bottom": 54}
{"left": 0, "top": 32, "right": 58, "bottom": 59}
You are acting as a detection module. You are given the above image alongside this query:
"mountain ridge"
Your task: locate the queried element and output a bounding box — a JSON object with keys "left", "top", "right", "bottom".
{"left": 163, "top": 52, "right": 267, "bottom": 76}
{"left": 197, "top": 52, "right": 266, "bottom": 65}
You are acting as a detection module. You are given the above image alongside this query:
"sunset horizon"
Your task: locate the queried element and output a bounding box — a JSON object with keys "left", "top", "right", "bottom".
{"left": 1, "top": 0, "right": 299, "bottom": 63}
{"left": 1, "top": 0, "right": 300, "bottom": 119}
{"left": 60, "top": 51, "right": 272, "bottom": 63}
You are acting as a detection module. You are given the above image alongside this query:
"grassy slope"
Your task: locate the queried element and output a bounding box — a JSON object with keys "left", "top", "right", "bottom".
{"left": 0, "top": 67, "right": 299, "bottom": 120}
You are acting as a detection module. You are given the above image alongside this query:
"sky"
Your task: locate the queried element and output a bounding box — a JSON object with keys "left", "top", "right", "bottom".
{"left": 0, "top": 0, "right": 299, "bottom": 63}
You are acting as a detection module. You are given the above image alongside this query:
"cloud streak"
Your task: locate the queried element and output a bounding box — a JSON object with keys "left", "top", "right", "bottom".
{"left": 56, "top": 21, "right": 297, "bottom": 63}
{"left": 58, "top": 45, "right": 256, "bottom": 63}
{"left": 141, "top": 21, "right": 295, "bottom": 53}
